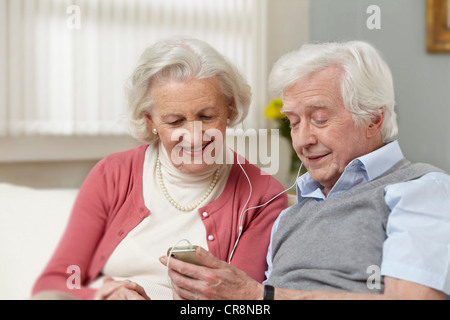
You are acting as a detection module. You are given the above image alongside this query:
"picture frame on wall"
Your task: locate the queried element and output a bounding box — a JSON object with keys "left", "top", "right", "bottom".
{"left": 427, "top": 0, "right": 450, "bottom": 53}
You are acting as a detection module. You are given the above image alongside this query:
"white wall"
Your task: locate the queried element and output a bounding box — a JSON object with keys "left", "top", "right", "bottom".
{"left": 310, "top": 0, "right": 450, "bottom": 172}
{"left": 267, "top": 0, "right": 310, "bottom": 71}
{"left": 0, "top": 136, "right": 140, "bottom": 188}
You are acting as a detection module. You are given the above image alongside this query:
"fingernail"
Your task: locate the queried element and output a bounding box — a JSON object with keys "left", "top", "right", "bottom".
{"left": 197, "top": 247, "right": 206, "bottom": 256}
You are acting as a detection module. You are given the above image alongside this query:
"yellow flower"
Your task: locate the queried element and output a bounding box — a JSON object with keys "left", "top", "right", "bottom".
{"left": 264, "top": 99, "right": 285, "bottom": 119}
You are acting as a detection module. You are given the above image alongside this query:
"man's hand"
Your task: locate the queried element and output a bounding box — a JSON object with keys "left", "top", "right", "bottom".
{"left": 94, "top": 277, "right": 151, "bottom": 300}
{"left": 160, "top": 246, "right": 263, "bottom": 300}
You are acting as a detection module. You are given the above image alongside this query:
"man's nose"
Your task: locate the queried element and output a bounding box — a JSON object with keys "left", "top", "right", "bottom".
{"left": 294, "top": 122, "right": 317, "bottom": 150}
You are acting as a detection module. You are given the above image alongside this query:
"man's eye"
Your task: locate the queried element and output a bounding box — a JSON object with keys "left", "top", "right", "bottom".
{"left": 312, "top": 119, "right": 327, "bottom": 126}
{"left": 289, "top": 121, "right": 299, "bottom": 129}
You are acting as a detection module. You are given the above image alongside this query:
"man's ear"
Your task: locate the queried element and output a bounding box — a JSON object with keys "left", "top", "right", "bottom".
{"left": 366, "top": 108, "right": 385, "bottom": 139}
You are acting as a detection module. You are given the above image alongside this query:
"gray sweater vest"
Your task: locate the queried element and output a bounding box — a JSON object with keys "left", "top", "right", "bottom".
{"left": 267, "top": 159, "right": 442, "bottom": 293}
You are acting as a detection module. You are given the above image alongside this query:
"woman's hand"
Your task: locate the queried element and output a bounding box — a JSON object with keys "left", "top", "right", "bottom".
{"left": 94, "top": 277, "right": 151, "bottom": 300}
{"left": 160, "top": 246, "right": 263, "bottom": 300}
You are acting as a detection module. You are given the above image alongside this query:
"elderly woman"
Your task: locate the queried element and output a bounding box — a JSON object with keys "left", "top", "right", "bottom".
{"left": 31, "top": 38, "right": 287, "bottom": 300}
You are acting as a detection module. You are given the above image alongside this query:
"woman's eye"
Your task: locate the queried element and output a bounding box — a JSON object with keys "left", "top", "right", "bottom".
{"left": 169, "top": 119, "right": 183, "bottom": 126}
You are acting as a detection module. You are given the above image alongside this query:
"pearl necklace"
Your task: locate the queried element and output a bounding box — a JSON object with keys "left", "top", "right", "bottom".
{"left": 156, "top": 156, "right": 220, "bottom": 212}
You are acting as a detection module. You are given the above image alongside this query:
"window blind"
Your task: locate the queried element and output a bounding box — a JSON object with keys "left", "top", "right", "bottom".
{"left": 0, "top": 0, "right": 268, "bottom": 136}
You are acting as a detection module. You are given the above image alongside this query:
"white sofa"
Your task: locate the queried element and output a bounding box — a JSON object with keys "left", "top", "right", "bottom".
{"left": 0, "top": 183, "right": 78, "bottom": 300}
{"left": 0, "top": 182, "right": 296, "bottom": 300}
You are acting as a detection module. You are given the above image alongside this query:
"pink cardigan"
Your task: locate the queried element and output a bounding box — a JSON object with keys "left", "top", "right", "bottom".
{"left": 32, "top": 144, "right": 287, "bottom": 299}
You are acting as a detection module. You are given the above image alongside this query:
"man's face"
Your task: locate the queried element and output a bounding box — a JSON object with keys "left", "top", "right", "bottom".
{"left": 283, "top": 66, "right": 380, "bottom": 195}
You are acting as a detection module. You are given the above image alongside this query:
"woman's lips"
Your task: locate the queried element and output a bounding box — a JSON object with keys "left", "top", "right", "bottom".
{"left": 180, "top": 141, "right": 212, "bottom": 156}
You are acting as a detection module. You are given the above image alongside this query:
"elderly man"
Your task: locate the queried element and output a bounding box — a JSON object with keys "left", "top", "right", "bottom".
{"left": 160, "top": 41, "right": 450, "bottom": 300}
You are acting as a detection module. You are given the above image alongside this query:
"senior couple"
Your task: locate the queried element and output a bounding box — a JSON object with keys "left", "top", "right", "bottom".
{"left": 32, "top": 38, "right": 450, "bottom": 300}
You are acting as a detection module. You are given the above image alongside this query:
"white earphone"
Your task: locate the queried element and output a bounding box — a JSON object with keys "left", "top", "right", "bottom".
{"left": 227, "top": 157, "right": 303, "bottom": 263}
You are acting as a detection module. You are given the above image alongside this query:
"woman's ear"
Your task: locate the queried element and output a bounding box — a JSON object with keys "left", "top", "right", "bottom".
{"left": 145, "top": 113, "right": 156, "bottom": 133}
{"left": 366, "top": 108, "right": 385, "bottom": 139}
{"left": 227, "top": 98, "right": 235, "bottom": 123}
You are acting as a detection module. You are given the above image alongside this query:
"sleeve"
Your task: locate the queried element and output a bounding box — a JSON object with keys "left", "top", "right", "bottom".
{"left": 229, "top": 173, "right": 288, "bottom": 283}
{"left": 263, "top": 209, "right": 288, "bottom": 284}
{"left": 381, "top": 172, "right": 450, "bottom": 295}
{"left": 31, "top": 158, "right": 113, "bottom": 300}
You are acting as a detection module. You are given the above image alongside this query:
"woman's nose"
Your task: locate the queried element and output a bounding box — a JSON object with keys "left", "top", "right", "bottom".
{"left": 183, "top": 120, "right": 204, "bottom": 146}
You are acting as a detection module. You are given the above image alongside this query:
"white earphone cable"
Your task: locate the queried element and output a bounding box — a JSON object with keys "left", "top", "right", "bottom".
{"left": 166, "top": 239, "right": 193, "bottom": 288}
{"left": 228, "top": 158, "right": 304, "bottom": 263}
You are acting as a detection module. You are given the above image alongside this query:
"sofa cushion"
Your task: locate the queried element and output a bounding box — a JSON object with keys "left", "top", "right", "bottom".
{"left": 0, "top": 183, "right": 78, "bottom": 300}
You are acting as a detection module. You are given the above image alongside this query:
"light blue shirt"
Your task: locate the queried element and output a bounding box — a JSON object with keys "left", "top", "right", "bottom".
{"left": 265, "top": 141, "right": 450, "bottom": 295}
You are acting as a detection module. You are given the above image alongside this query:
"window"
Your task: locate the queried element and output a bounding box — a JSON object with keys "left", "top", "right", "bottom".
{"left": 0, "top": 0, "right": 268, "bottom": 136}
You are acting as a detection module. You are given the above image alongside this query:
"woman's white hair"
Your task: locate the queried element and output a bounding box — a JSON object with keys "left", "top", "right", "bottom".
{"left": 269, "top": 41, "right": 398, "bottom": 143}
{"left": 126, "top": 37, "right": 252, "bottom": 143}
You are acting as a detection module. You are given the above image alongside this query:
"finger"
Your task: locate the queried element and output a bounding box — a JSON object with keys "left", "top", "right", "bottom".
{"left": 124, "top": 281, "right": 151, "bottom": 300}
{"left": 106, "top": 290, "right": 127, "bottom": 300}
{"left": 103, "top": 276, "right": 114, "bottom": 283}
{"left": 94, "top": 279, "right": 128, "bottom": 300}
{"left": 159, "top": 256, "right": 168, "bottom": 266}
{"left": 162, "top": 252, "right": 224, "bottom": 299}
{"left": 164, "top": 251, "right": 224, "bottom": 290}
{"left": 160, "top": 247, "right": 224, "bottom": 270}
{"left": 121, "top": 288, "right": 147, "bottom": 300}
{"left": 168, "top": 262, "right": 222, "bottom": 300}
{"left": 160, "top": 256, "right": 192, "bottom": 298}
{"left": 162, "top": 248, "right": 221, "bottom": 279}
{"left": 195, "top": 247, "right": 228, "bottom": 269}
{"left": 172, "top": 283, "right": 200, "bottom": 300}
{"left": 169, "top": 269, "right": 203, "bottom": 300}
{"left": 106, "top": 286, "right": 148, "bottom": 301}
{"left": 162, "top": 258, "right": 198, "bottom": 299}
{"left": 164, "top": 255, "right": 203, "bottom": 279}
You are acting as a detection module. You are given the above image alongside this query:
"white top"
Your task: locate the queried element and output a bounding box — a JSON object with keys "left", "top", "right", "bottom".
{"left": 89, "top": 141, "right": 231, "bottom": 299}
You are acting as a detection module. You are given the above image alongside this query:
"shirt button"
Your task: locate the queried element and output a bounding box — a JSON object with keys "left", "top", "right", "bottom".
{"left": 208, "top": 235, "right": 215, "bottom": 241}
{"left": 202, "top": 212, "right": 209, "bottom": 218}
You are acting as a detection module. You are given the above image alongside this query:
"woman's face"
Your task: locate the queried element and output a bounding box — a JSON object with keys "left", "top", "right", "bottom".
{"left": 145, "top": 77, "right": 231, "bottom": 174}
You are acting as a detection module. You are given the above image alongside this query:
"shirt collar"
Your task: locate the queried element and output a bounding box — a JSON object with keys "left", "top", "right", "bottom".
{"left": 357, "top": 140, "right": 404, "bottom": 181}
{"left": 296, "top": 140, "right": 404, "bottom": 201}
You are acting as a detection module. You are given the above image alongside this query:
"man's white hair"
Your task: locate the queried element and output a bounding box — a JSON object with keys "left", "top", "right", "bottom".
{"left": 269, "top": 41, "right": 398, "bottom": 143}
{"left": 126, "top": 37, "right": 252, "bottom": 143}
